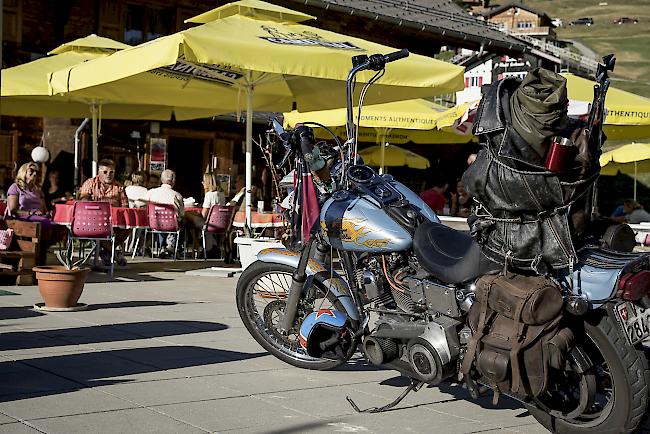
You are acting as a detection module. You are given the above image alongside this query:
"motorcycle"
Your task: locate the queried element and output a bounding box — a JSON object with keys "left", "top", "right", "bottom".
{"left": 236, "top": 50, "right": 650, "bottom": 433}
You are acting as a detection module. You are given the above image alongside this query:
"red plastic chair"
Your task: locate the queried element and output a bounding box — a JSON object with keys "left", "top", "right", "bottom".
{"left": 69, "top": 201, "right": 115, "bottom": 276}
{"left": 202, "top": 205, "right": 236, "bottom": 260}
{"left": 145, "top": 203, "right": 181, "bottom": 259}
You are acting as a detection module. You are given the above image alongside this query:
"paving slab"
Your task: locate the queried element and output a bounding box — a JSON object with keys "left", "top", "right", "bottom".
{"left": 0, "top": 388, "right": 136, "bottom": 420}
{"left": 0, "top": 422, "right": 43, "bottom": 434}
{"left": 0, "top": 413, "right": 18, "bottom": 425}
{"left": 27, "top": 407, "right": 206, "bottom": 434}
{"left": 93, "top": 376, "right": 244, "bottom": 406}
{"left": 153, "top": 395, "right": 319, "bottom": 432}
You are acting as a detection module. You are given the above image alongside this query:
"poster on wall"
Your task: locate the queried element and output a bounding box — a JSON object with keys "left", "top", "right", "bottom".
{"left": 149, "top": 137, "right": 167, "bottom": 173}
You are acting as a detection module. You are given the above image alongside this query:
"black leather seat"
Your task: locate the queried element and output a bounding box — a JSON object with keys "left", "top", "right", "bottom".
{"left": 413, "top": 221, "right": 500, "bottom": 284}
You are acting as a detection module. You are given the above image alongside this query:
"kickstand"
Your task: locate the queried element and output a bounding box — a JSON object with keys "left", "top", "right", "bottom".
{"left": 346, "top": 379, "right": 424, "bottom": 413}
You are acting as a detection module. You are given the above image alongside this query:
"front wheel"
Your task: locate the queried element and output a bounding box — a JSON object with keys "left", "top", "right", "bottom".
{"left": 531, "top": 308, "right": 650, "bottom": 433}
{"left": 236, "top": 260, "right": 352, "bottom": 370}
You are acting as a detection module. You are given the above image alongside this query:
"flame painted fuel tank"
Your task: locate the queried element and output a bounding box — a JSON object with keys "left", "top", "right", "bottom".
{"left": 320, "top": 191, "right": 412, "bottom": 252}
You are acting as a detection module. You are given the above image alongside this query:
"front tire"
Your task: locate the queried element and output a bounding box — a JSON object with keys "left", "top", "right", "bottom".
{"left": 532, "top": 308, "right": 650, "bottom": 433}
{"left": 236, "top": 260, "right": 351, "bottom": 370}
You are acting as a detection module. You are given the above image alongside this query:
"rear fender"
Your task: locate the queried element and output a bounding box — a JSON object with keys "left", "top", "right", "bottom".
{"left": 257, "top": 248, "right": 360, "bottom": 321}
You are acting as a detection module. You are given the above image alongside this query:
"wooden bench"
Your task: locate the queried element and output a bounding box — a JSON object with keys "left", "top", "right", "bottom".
{"left": 0, "top": 219, "right": 41, "bottom": 285}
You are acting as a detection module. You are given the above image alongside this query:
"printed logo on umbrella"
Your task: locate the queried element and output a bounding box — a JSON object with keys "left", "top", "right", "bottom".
{"left": 259, "top": 26, "right": 364, "bottom": 51}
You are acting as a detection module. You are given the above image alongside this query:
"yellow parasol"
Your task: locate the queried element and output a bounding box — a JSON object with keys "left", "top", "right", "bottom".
{"left": 359, "top": 144, "right": 430, "bottom": 169}
{"left": 600, "top": 143, "right": 650, "bottom": 199}
{"left": 48, "top": 0, "right": 464, "bottom": 222}
{"left": 1, "top": 34, "right": 231, "bottom": 178}
{"left": 284, "top": 99, "right": 471, "bottom": 172}
{"left": 564, "top": 74, "right": 650, "bottom": 141}
{"left": 436, "top": 76, "right": 650, "bottom": 142}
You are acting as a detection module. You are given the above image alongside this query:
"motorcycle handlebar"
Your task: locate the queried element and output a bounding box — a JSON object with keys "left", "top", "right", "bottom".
{"left": 383, "top": 49, "right": 409, "bottom": 64}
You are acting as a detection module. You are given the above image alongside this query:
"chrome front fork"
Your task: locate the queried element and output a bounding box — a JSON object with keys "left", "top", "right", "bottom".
{"left": 278, "top": 239, "right": 319, "bottom": 333}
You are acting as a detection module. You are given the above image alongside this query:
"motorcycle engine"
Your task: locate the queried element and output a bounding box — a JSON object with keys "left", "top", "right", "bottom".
{"left": 359, "top": 253, "right": 468, "bottom": 384}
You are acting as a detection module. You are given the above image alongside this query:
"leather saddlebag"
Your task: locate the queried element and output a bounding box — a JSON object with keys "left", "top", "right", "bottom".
{"left": 461, "top": 273, "right": 572, "bottom": 404}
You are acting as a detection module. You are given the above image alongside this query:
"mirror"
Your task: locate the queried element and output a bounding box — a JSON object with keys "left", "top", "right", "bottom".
{"left": 272, "top": 118, "right": 285, "bottom": 137}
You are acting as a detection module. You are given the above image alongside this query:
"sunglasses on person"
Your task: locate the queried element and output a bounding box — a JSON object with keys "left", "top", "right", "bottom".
{"left": 100, "top": 169, "right": 115, "bottom": 175}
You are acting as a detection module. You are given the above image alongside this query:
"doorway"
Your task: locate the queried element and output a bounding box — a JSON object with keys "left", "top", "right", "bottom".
{"left": 167, "top": 137, "right": 205, "bottom": 202}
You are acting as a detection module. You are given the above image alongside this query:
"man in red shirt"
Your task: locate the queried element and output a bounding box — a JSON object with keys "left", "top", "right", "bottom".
{"left": 78, "top": 159, "right": 129, "bottom": 266}
{"left": 79, "top": 159, "right": 128, "bottom": 207}
{"left": 420, "top": 177, "right": 449, "bottom": 214}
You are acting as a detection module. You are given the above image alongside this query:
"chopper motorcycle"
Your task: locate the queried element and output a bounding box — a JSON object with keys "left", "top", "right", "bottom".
{"left": 236, "top": 49, "right": 650, "bottom": 433}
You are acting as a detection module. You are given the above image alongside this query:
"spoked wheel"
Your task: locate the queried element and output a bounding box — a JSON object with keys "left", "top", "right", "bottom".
{"left": 236, "top": 261, "right": 351, "bottom": 370}
{"left": 531, "top": 310, "right": 650, "bottom": 433}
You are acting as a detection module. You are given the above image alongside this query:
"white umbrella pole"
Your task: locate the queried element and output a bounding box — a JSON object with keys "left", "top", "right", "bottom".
{"left": 91, "top": 102, "right": 98, "bottom": 177}
{"left": 634, "top": 161, "right": 638, "bottom": 201}
{"left": 378, "top": 128, "right": 391, "bottom": 174}
{"left": 245, "top": 76, "right": 253, "bottom": 226}
{"left": 74, "top": 118, "right": 90, "bottom": 187}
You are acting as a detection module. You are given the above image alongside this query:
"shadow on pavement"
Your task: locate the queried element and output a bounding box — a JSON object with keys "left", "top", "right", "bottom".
{"left": 437, "top": 382, "right": 528, "bottom": 413}
{"left": 264, "top": 420, "right": 343, "bottom": 434}
{"left": 0, "top": 320, "right": 228, "bottom": 351}
{"left": 367, "top": 375, "right": 529, "bottom": 415}
{"left": 85, "top": 300, "right": 179, "bottom": 310}
{"left": 336, "top": 357, "right": 387, "bottom": 372}
{"left": 0, "top": 306, "right": 45, "bottom": 321}
{"left": 0, "top": 346, "right": 266, "bottom": 402}
{"left": 85, "top": 259, "right": 238, "bottom": 283}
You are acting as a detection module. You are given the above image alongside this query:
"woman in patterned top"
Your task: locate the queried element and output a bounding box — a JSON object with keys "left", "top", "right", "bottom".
{"left": 6, "top": 162, "right": 65, "bottom": 263}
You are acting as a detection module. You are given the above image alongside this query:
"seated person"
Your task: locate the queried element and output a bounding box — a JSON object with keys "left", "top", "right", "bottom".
{"left": 78, "top": 159, "right": 129, "bottom": 266}
{"left": 228, "top": 177, "right": 264, "bottom": 213}
{"left": 7, "top": 162, "right": 67, "bottom": 263}
{"left": 78, "top": 159, "right": 128, "bottom": 207}
{"left": 7, "top": 162, "right": 47, "bottom": 217}
{"left": 612, "top": 199, "right": 650, "bottom": 224}
{"left": 42, "top": 170, "right": 71, "bottom": 210}
{"left": 420, "top": 176, "right": 449, "bottom": 215}
{"left": 450, "top": 179, "right": 472, "bottom": 218}
{"left": 200, "top": 173, "right": 227, "bottom": 258}
{"left": 143, "top": 169, "right": 185, "bottom": 258}
{"left": 147, "top": 173, "right": 161, "bottom": 189}
{"left": 201, "top": 173, "right": 226, "bottom": 218}
{"left": 125, "top": 171, "right": 148, "bottom": 208}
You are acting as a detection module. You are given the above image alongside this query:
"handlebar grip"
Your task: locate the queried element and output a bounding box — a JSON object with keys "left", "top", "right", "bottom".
{"left": 384, "top": 49, "right": 409, "bottom": 63}
{"left": 299, "top": 133, "right": 314, "bottom": 162}
{"left": 294, "top": 126, "right": 314, "bottom": 163}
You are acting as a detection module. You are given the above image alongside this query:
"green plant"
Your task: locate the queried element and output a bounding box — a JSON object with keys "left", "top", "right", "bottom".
{"left": 55, "top": 242, "right": 95, "bottom": 270}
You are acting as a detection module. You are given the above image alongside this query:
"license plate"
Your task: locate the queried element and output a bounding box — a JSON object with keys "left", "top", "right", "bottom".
{"left": 615, "top": 302, "right": 650, "bottom": 345}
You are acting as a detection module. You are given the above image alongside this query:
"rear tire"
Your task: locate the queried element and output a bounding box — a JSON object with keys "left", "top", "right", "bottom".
{"left": 236, "top": 260, "right": 350, "bottom": 370}
{"left": 532, "top": 308, "right": 650, "bottom": 433}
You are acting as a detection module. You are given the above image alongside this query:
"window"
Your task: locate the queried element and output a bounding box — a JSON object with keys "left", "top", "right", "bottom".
{"left": 124, "top": 4, "right": 144, "bottom": 44}
{"left": 124, "top": 5, "right": 174, "bottom": 44}
{"left": 146, "top": 8, "right": 174, "bottom": 41}
{"left": 517, "top": 21, "right": 533, "bottom": 28}
{"left": 465, "top": 76, "right": 484, "bottom": 88}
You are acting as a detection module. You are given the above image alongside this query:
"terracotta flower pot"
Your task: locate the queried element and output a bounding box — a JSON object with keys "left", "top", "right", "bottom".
{"left": 33, "top": 266, "right": 90, "bottom": 308}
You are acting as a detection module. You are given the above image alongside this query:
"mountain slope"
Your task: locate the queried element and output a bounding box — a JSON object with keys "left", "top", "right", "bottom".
{"left": 523, "top": 0, "right": 650, "bottom": 98}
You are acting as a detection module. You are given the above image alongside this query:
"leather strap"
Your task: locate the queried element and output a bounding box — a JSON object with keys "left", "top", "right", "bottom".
{"left": 509, "top": 297, "right": 529, "bottom": 394}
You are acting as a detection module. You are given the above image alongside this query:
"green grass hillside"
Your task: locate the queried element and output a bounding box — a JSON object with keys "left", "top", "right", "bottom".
{"left": 523, "top": 0, "right": 650, "bottom": 98}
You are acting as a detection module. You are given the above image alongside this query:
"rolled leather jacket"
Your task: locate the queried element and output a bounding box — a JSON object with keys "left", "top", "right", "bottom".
{"left": 462, "top": 77, "right": 596, "bottom": 274}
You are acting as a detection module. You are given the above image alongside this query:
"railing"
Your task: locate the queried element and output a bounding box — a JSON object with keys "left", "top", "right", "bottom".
{"left": 498, "top": 27, "right": 598, "bottom": 74}
{"left": 510, "top": 26, "right": 554, "bottom": 36}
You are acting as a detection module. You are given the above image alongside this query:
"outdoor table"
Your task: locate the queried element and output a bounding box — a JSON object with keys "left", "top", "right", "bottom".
{"left": 232, "top": 211, "right": 285, "bottom": 228}
{"left": 53, "top": 203, "right": 148, "bottom": 228}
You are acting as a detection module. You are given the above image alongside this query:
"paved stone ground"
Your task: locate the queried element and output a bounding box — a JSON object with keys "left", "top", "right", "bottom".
{"left": 0, "top": 261, "right": 549, "bottom": 433}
